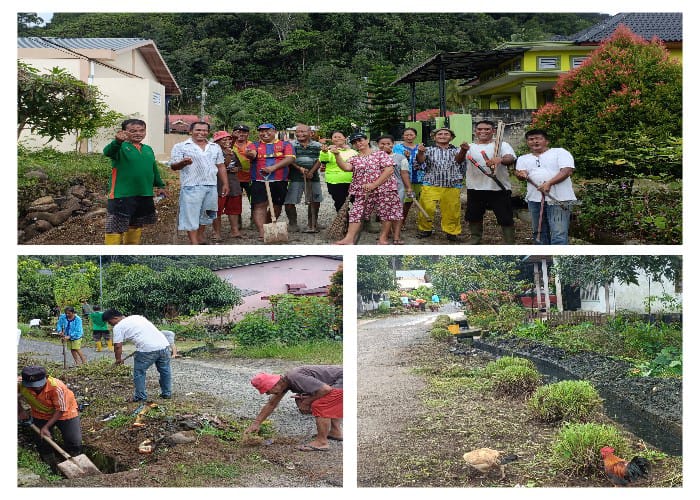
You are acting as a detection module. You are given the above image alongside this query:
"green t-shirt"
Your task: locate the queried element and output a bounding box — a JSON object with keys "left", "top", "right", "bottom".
{"left": 319, "top": 148, "right": 356, "bottom": 184}
{"left": 89, "top": 311, "right": 109, "bottom": 331}
{"left": 289, "top": 140, "right": 321, "bottom": 182}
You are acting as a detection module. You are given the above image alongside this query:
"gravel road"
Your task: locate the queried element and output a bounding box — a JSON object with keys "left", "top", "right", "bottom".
{"left": 357, "top": 305, "right": 462, "bottom": 486}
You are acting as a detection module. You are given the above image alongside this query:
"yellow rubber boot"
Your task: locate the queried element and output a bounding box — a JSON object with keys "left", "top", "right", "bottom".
{"left": 104, "top": 233, "right": 122, "bottom": 245}
{"left": 107, "top": 339, "right": 114, "bottom": 351}
{"left": 95, "top": 341, "right": 102, "bottom": 352}
{"left": 123, "top": 227, "right": 142, "bottom": 245}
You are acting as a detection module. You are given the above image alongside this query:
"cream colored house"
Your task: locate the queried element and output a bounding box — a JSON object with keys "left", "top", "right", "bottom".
{"left": 18, "top": 37, "right": 180, "bottom": 155}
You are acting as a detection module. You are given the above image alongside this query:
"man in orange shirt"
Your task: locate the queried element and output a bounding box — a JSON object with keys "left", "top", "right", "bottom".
{"left": 232, "top": 124, "right": 255, "bottom": 229}
{"left": 18, "top": 366, "right": 82, "bottom": 467}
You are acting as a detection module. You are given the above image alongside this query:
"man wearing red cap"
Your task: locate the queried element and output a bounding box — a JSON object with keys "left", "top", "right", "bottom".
{"left": 245, "top": 365, "right": 342, "bottom": 451}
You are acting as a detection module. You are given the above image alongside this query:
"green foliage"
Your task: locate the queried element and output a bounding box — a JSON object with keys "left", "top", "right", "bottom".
{"left": 511, "top": 320, "right": 551, "bottom": 341}
{"left": 643, "top": 293, "right": 682, "bottom": 314}
{"left": 432, "top": 315, "right": 453, "bottom": 329}
{"left": 428, "top": 256, "right": 526, "bottom": 302}
{"left": 491, "top": 365, "right": 541, "bottom": 397}
{"left": 574, "top": 181, "right": 682, "bottom": 244}
{"left": 616, "top": 320, "right": 682, "bottom": 360}
{"left": 365, "top": 64, "right": 405, "bottom": 137}
{"left": 462, "top": 289, "right": 515, "bottom": 313}
{"left": 552, "top": 422, "right": 628, "bottom": 475}
{"left": 105, "top": 414, "right": 135, "bottom": 429}
{"left": 18, "top": 62, "right": 122, "bottom": 146}
{"left": 357, "top": 256, "right": 396, "bottom": 300}
{"left": 483, "top": 356, "right": 537, "bottom": 376}
{"left": 234, "top": 339, "right": 342, "bottom": 364}
{"left": 631, "top": 346, "right": 682, "bottom": 378}
{"left": 528, "top": 380, "right": 603, "bottom": 423}
{"left": 555, "top": 255, "right": 682, "bottom": 289}
{"left": 233, "top": 311, "right": 279, "bottom": 347}
{"left": 318, "top": 116, "right": 360, "bottom": 139}
{"left": 211, "top": 89, "right": 295, "bottom": 131}
{"left": 17, "top": 446, "right": 63, "bottom": 482}
{"left": 271, "top": 295, "right": 338, "bottom": 342}
{"left": 530, "top": 26, "right": 682, "bottom": 180}
{"left": 52, "top": 261, "right": 98, "bottom": 309}
{"left": 430, "top": 327, "right": 452, "bottom": 342}
{"left": 17, "top": 257, "right": 55, "bottom": 321}
{"left": 469, "top": 303, "right": 528, "bottom": 335}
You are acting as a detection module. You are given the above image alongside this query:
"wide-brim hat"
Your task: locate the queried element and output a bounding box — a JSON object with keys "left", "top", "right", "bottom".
{"left": 212, "top": 130, "right": 232, "bottom": 142}
{"left": 431, "top": 127, "right": 456, "bottom": 139}
{"left": 21, "top": 366, "right": 47, "bottom": 388}
{"left": 251, "top": 372, "right": 282, "bottom": 394}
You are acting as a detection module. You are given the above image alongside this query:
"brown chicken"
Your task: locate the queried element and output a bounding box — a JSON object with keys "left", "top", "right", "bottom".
{"left": 463, "top": 448, "right": 518, "bottom": 479}
{"left": 600, "top": 446, "right": 651, "bottom": 486}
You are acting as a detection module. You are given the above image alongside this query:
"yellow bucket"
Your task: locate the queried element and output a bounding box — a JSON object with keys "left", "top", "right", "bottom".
{"left": 447, "top": 324, "right": 459, "bottom": 335}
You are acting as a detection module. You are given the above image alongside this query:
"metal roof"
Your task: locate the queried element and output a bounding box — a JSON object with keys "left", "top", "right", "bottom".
{"left": 18, "top": 37, "right": 181, "bottom": 95}
{"left": 393, "top": 47, "right": 528, "bottom": 85}
{"left": 569, "top": 12, "right": 682, "bottom": 43}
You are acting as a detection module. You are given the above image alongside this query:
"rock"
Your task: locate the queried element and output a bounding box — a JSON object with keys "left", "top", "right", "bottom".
{"left": 84, "top": 207, "right": 107, "bottom": 218}
{"left": 166, "top": 431, "right": 197, "bottom": 445}
{"left": 61, "top": 196, "right": 82, "bottom": 213}
{"left": 69, "top": 185, "right": 88, "bottom": 199}
{"left": 30, "top": 196, "right": 55, "bottom": 208}
{"left": 180, "top": 420, "right": 200, "bottom": 430}
{"left": 33, "top": 220, "right": 54, "bottom": 232}
{"left": 17, "top": 468, "right": 43, "bottom": 486}
{"left": 26, "top": 210, "right": 72, "bottom": 227}
{"left": 25, "top": 170, "right": 49, "bottom": 181}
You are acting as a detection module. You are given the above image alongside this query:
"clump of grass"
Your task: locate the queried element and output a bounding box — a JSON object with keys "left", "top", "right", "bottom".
{"left": 552, "top": 422, "right": 628, "bottom": 475}
{"left": 234, "top": 339, "right": 342, "bottom": 364}
{"left": 432, "top": 315, "right": 453, "bottom": 329}
{"left": 105, "top": 414, "right": 134, "bottom": 429}
{"left": 430, "top": 326, "right": 452, "bottom": 342}
{"left": 482, "top": 356, "right": 536, "bottom": 376}
{"left": 491, "top": 364, "right": 541, "bottom": 397}
{"left": 528, "top": 380, "right": 603, "bottom": 423}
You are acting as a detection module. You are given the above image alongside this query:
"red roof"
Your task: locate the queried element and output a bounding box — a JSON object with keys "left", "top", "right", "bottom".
{"left": 169, "top": 114, "right": 212, "bottom": 124}
{"left": 411, "top": 109, "right": 456, "bottom": 121}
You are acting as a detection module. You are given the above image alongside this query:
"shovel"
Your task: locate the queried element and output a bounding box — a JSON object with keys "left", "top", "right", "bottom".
{"left": 61, "top": 337, "right": 67, "bottom": 369}
{"left": 263, "top": 180, "right": 288, "bottom": 243}
{"left": 30, "top": 423, "right": 102, "bottom": 478}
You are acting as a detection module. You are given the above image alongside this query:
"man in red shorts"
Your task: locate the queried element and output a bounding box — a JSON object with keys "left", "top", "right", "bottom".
{"left": 245, "top": 365, "right": 343, "bottom": 451}
{"left": 211, "top": 130, "right": 243, "bottom": 240}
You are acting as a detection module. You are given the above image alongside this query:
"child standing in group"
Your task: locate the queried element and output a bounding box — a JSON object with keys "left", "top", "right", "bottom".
{"left": 377, "top": 135, "right": 412, "bottom": 244}
{"left": 57, "top": 307, "right": 87, "bottom": 365}
{"left": 211, "top": 130, "right": 243, "bottom": 241}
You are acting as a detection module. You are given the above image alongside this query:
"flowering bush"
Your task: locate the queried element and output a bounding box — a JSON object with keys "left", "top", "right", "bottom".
{"left": 531, "top": 25, "right": 682, "bottom": 179}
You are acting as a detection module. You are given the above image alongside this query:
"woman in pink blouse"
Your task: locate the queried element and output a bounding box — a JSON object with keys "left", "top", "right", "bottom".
{"left": 329, "top": 133, "right": 403, "bottom": 245}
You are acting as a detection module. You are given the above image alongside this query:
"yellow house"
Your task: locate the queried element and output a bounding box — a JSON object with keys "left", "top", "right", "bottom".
{"left": 18, "top": 37, "right": 181, "bottom": 154}
{"left": 396, "top": 12, "right": 682, "bottom": 113}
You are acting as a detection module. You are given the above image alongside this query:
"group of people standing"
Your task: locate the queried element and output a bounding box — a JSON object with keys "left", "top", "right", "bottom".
{"left": 102, "top": 118, "right": 576, "bottom": 245}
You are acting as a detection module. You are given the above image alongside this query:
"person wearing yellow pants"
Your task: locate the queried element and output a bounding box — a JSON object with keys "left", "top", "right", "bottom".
{"left": 414, "top": 128, "right": 468, "bottom": 241}
{"left": 103, "top": 119, "right": 167, "bottom": 244}
{"left": 89, "top": 306, "right": 113, "bottom": 352}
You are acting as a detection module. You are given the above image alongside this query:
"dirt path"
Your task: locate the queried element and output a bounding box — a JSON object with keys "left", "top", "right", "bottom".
{"left": 18, "top": 337, "right": 342, "bottom": 487}
{"left": 23, "top": 173, "right": 534, "bottom": 245}
{"left": 357, "top": 305, "right": 461, "bottom": 486}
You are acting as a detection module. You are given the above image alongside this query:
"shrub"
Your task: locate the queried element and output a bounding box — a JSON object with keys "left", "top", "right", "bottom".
{"left": 233, "top": 311, "right": 279, "bottom": 347}
{"left": 483, "top": 356, "right": 536, "bottom": 376}
{"left": 528, "top": 380, "right": 603, "bottom": 423}
{"left": 631, "top": 346, "right": 682, "bottom": 378}
{"left": 462, "top": 289, "right": 515, "bottom": 313}
{"left": 574, "top": 180, "right": 682, "bottom": 244}
{"left": 433, "top": 315, "right": 453, "bottom": 329}
{"left": 511, "top": 320, "right": 550, "bottom": 341}
{"left": 469, "top": 303, "right": 528, "bottom": 335}
{"left": 271, "top": 295, "right": 337, "bottom": 342}
{"left": 491, "top": 365, "right": 541, "bottom": 397}
{"left": 552, "top": 422, "right": 628, "bottom": 475}
{"left": 618, "top": 320, "right": 682, "bottom": 360}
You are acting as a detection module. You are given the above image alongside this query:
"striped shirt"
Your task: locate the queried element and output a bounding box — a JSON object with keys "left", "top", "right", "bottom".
{"left": 170, "top": 138, "right": 224, "bottom": 187}
{"left": 418, "top": 145, "right": 467, "bottom": 188}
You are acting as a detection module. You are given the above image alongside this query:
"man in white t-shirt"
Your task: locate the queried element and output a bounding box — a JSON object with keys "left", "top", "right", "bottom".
{"left": 102, "top": 309, "right": 172, "bottom": 402}
{"left": 515, "top": 129, "right": 576, "bottom": 245}
{"left": 464, "top": 120, "right": 517, "bottom": 244}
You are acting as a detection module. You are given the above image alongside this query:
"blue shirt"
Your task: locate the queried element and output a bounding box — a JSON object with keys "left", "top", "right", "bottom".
{"left": 57, "top": 314, "right": 83, "bottom": 340}
{"left": 393, "top": 143, "right": 420, "bottom": 183}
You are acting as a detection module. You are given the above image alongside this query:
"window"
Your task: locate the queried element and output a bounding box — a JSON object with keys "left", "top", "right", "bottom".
{"left": 570, "top": 56, "right": 588, "bottom": 69}
{"left": 497, "top": 97, "right": 510, "bottom": 110}
{"left": 537, "top": 56, "right": 560, "bottom": 70}
{"left": 581, "top": 284, "right": 600, "bottom": 301}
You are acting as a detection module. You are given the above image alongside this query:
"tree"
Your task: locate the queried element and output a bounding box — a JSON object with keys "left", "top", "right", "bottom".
{"left": 530, "top": 26, "right": 682, "bottom": 179}
{"left": 211, "top": 89, "right": 295, "bottom": 132}
{"left": 428, "top": 256, "right": 525, "bottom": 302}
{"left": 17, "top": 12, "right": 44, "bottom": 35}
{"left": 357, "top": 256, "right": 396, "bottom": 300}
{"left": 18, "top": 62, "right": 122, "bottom": 148}
{"left": 104, "top": 266, "right": 241, "bottom": 322}
{"left": 281, "top": 29, "right": 322, "bottom": 73}
{"left": 17, "top": 257, "right": 55, "bottom": 321}
{"left": 51, "top": 262, "right": 99, "bottom": 309}
{"left": 554, "top": 256, "right": 681, "bottom": 313}
{"left": 365, "top": 64, "right": 405, "bottom": 138}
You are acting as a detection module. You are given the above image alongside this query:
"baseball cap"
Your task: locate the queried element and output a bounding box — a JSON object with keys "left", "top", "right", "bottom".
{"left": 251, "top": 372, "right": 282, "bottom": 394}
{"left": 212, "top": 130, "right": 232, "bottom": 142}
{"left": 232, "top": 124, "right": 250, "bottom": 132}
{"left": 348, "top": 132, "right": 367, "bottom": 144}
{"left": 21, "top": 366, "right": 47, "bottom": 388}
{"left": 257, "top": 123, "right": 276, "bottom": 130}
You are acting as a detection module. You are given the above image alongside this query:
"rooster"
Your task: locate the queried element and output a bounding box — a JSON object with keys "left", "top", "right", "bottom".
{"left": 463, "top": 448, "right": 518, "bottom": 479}
{"left": 600, "top": 446, "right": 651, "bottom": 486}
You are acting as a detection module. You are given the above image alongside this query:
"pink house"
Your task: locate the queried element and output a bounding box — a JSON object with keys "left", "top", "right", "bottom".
{"left": 214, "top": 256, "right": 342, "bottom": 321}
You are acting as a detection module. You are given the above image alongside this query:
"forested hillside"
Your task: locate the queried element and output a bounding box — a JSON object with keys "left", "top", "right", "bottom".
{"left": 20, "top": 12, "right": 606, "bottom": 127}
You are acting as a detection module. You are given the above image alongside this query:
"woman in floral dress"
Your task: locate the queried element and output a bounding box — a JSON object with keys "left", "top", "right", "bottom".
{"left": 330, "top": 133, "right": 403, "bottom": 245}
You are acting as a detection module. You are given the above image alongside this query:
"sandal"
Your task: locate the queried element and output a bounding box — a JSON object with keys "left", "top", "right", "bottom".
{"left": 393, "top": 240, "right": 404, "bottom": 245}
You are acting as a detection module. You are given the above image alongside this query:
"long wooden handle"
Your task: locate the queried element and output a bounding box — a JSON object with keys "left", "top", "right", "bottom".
{"left": 264, "top": 181, "right": 277, "bottom": 222}
{"left": 494, "top": 120, "right": 504, "bottom": 158}
{"left": 414, "top": 199, "right": 431, "bottom": 219}
{"left": 30, "top": 423, "right": 71, "bottom": 459}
